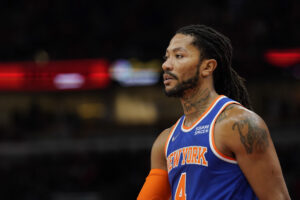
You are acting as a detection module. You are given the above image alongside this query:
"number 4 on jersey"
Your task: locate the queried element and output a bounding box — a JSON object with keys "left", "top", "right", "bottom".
{"left": 175, "top": 173, "right": 187, "bottom": 200}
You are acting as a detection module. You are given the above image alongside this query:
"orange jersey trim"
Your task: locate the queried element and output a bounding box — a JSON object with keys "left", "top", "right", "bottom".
{"left": 182, "top": 95, "right": 224, "bottom": 130}
{"left": 211, "top": 101, "right": 239, "bottom": 162}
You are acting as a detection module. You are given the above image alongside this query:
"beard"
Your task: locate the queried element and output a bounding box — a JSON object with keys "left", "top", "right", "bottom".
{"left": 164, "top": 64, "right": 200, "bottom": 98}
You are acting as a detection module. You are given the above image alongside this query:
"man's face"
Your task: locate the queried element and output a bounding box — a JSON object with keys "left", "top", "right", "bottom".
{"left": 162, "top": 34, "right": 202, "bottom": 97}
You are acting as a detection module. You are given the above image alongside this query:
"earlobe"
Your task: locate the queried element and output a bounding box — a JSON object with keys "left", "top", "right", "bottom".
{"left": 201, "top": 59, "right": 217, "bottom": 77}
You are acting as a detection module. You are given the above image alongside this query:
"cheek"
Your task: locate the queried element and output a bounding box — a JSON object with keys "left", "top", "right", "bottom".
{"left": 179, "top": 66, "right": 197, "bottom": 81}
{"left": 174, "top": 57, "right": 199, "bottom": 80}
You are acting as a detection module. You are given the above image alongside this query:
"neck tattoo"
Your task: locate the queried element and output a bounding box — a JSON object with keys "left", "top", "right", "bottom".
{"left": 182, "top": 88, "right": 211, "bottom": 116}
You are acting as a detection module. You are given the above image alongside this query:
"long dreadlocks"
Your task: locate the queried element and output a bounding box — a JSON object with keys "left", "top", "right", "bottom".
{"left": 176, "top": 24, "right": 252, "bottom": 110}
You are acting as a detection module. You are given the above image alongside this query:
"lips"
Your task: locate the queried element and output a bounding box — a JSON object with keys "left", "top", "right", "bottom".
{"left": 163, "top": 73, "right": 176, "bottom": 81}
{"left": 163, "top": 73, "right": 176, "bottom": 85}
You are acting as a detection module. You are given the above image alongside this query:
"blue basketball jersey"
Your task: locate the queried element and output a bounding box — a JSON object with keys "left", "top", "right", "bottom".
{"left": 165, "top": 95, "right": 258, "bottom": 200}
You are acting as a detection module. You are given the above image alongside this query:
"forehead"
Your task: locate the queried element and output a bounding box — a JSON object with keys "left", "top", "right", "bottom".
{"left": 166, "top": 33, "right": 198, "bottom": 53}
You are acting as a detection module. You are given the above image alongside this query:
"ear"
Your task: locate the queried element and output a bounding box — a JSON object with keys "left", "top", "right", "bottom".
{"left": 200, "top": 59, "right": 217, "bottom": 77}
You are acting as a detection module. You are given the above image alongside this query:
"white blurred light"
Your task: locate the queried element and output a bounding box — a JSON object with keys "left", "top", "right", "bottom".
{"left": 54, "top": 73, "right": 85, "bottom": 89}
{"left": 110, "top": 59, "right": 160, "bottom": 86}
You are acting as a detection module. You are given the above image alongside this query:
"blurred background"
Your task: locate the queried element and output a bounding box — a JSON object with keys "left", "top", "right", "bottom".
{"left": 0, "top": 0, "right": 299, "bottom": 199}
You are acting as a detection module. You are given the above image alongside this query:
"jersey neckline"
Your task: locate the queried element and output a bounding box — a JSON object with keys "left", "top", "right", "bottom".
{"left": 181, "top": 95, "right": 224, "bottom": 132}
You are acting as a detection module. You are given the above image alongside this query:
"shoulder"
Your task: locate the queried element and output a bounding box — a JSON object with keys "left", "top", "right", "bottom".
{"left": 216, "top": 103, "right": 267, "bottom": 130}
{"left": 152, "top": 127, "right": 172, "bottom": 154}
{"left": 215, "top": 104, "right": 270, "bottom": 155}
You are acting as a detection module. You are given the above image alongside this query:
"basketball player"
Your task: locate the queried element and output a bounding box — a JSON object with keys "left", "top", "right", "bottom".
{"left": 137, "top": 25, "right": 290, "bottom": 199}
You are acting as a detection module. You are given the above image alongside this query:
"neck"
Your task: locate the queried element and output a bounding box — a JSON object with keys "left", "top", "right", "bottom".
{"left": 180, "top": 86, "right": 218, "bottom": 125}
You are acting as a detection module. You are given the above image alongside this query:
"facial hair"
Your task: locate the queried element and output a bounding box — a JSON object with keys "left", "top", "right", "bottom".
{"left": 164, "top": 63, "right": 200, "bottom": 98}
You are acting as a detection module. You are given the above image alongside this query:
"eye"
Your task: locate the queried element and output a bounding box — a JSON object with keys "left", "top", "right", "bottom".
{"left": 175, "top": 54, "right": 183, "bottom": 59}
{"left": 163, "top": 55, "right": 168, "bottom": 60}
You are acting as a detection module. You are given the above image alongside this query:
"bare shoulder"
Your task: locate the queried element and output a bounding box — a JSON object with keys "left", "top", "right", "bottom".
{"left": 215, "top": 104, "right": 270, "bottom": 155}
{"left": 155, "top": 127, "right": 172, "bottom": 146}
{"left": 151, "top": 127, "right": 172, "bottom": 170}
{"left": 216, "top": 104, "right": 291, "bottom": 199}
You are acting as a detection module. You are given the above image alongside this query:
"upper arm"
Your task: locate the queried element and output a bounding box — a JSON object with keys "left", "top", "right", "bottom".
{"left": 138, "top": 128, "right": 172, "bottom": 200}
{"left": 216, "top": 106, "right": 290, "bottom": 200}
{"left": 151, "top": 128, "right": 171, "bottom": 170}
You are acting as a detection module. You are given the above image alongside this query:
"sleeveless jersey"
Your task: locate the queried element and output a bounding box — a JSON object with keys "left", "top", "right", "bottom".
{"left": 165, "top": 95, "right": 258, "bottom": 200}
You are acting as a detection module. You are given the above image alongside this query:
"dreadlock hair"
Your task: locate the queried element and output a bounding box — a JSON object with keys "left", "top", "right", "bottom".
{"left": 176, "top": 24, "right": 252, "bottom": 110}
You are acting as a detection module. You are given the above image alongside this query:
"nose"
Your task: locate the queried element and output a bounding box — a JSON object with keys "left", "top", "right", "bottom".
{"left": 162, "top": 58, "right": 173, "bottom": 72}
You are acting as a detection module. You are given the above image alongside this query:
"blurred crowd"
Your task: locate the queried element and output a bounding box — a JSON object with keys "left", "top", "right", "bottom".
{"left": 0, "top": 0, "right": 299, "bottom": 77}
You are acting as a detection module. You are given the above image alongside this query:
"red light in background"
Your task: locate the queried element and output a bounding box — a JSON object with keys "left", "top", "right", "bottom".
{"left": 0, "top": 59, "right": 110, "bottom": 91}
{"left": 0, "top": 65, "right": 24, "bottom": 89}
{"left": 88, "top": 62, "right": 110, "bottom": 88}
{"left": 265, "top": 49, "right": 300, "bottom": 68}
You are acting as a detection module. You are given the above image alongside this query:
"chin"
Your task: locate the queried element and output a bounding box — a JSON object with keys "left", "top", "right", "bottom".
{"left": 164, "top": 87, "right": 184, "bottom": 98}
{"left": 164, "top": 85, "right": 173, "bottom": 92}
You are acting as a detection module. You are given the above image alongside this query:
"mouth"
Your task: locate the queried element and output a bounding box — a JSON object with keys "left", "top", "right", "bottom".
{"left": 163, "top": 73, "right": 176, "bottom": 81}
{"left": 163, "top": 73, "right": 176, "bottom": 85}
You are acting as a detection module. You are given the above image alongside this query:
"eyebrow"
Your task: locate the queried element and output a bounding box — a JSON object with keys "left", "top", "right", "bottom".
{"left": 166, "top": 47, "right": 187, "bottom": 53}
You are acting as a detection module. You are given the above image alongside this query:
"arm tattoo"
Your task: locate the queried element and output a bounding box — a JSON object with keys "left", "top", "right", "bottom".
{"left": 216, "top": 104, "right": 235, "bottom": 124}
{"left": 232, "top": 117, "right": 269, "bottom": 154}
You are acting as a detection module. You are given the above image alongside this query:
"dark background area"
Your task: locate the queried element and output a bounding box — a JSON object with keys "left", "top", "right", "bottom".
{"left": 0, "top": 0, "right": 299, "bottom": 199}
